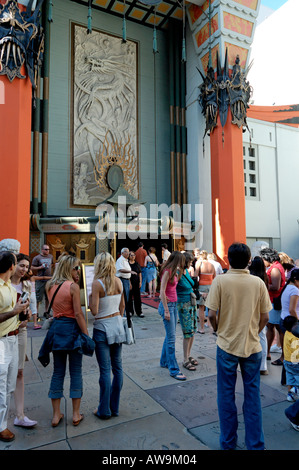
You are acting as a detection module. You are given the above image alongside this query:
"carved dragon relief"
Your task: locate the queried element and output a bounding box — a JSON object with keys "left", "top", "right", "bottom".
{"left": 0, "top": 0, "right": 44, "bottom": 87}
{"left": 73, "top": 25, "right": 138, "bottom": 206}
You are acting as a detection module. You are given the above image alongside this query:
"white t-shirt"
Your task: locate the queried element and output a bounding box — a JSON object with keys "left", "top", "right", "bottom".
{"left": 115, "top": 256, "right": 131, "bottom": 279}
{"left": 163, "top": 249, "right": 171, "bottom": 261}
{"left": 209, "top": 259, "right": 223, "bottom": 275}
{"left": 281, "top": 284, "right": 299, "bottom": 320}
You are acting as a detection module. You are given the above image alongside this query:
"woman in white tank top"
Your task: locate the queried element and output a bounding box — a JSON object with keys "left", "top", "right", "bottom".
{"left": 89, "top": 252, "right": 125, "bottom": 420}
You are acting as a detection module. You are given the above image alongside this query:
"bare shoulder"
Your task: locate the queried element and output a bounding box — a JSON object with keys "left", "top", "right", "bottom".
{"left": 114, "top": 277, "right": 123, "bottom": 294}
{"left": 70, "top": 282, "right": 80, "bottom": 292}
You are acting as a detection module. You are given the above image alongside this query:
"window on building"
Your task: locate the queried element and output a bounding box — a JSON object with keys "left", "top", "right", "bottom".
{"left": 243, "top": 144, "right": 259, "bottom": 200}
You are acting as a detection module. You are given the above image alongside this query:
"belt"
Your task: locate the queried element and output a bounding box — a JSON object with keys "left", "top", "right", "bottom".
{"left": 2, "top": 328, "right": 19, "bottom": 338}
{"left": 101, "top": 312, "right": 120, "bottom": 320}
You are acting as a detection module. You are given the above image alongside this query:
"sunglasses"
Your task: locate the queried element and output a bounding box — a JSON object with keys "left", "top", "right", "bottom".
{"left": 73, "top": 266, "right": 81, "bottom": 271}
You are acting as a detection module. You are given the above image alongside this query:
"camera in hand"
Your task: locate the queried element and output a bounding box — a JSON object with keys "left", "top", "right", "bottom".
{"left": 19, "top": 292, "right": 29, "bottom": 321}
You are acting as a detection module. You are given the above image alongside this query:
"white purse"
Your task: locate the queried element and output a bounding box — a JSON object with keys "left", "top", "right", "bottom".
{"left": 123, "top": 315, "right": 135, "bottom": 345}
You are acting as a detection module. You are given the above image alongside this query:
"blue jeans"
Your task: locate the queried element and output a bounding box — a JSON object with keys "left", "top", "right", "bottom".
{"left": 120, "top": 278, "right": 130, "bottom": 313}
{"left": 93, "top": 329, "right": 123, "bottom": 417}
{"left": 285, "top": 398, "right": 299, "bottom": 425}
{"left": 216, "top": 346, "right": 264, "bottom": 450}
{"left": 158, "top": 302, "right": 180, "bottom": 377}
{"left": 49, "top": 349, "right": 83, "bottom": 399}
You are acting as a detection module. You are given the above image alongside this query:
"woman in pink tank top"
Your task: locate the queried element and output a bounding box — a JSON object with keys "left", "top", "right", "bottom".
{"left": 158, "top": 251, "right": 186, "bottom": 381}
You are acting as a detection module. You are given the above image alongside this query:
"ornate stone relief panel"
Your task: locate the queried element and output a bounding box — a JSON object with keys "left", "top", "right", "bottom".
{"left": 71, "top": 24, "right": 138, "bottom": 206}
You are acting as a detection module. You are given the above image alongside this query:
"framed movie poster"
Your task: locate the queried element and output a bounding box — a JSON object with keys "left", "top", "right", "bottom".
{"left": 82, "top": 263, "right": 94, "bottom": 312}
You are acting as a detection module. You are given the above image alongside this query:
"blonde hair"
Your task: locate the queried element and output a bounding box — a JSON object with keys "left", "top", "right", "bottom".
{"left": 93, "top": 252, "right": 116, "bottom": 295}
{"left": 199, "top": 250, "right": 208, "bottom": 260}
{"left": 47, "top": 255, "right": 79, "bottom": 290}
{"left": 207, "top": 252, "right": 217, "bottom": 261}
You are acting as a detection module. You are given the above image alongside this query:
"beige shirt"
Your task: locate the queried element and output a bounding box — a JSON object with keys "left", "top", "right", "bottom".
{"left": 206, "top": 269, "right": 272, "bottom": 358}
{"left": 0, "top": 279, "right": 18, "bottom": 337}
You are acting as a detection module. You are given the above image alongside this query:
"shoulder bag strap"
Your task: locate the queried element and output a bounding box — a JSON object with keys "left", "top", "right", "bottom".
{"left": 148, "top": 254, "right": 155, "bottom": 265}
{"left": 183, "top": 273, "right": 194, "bottom": 287}
{"left": 46, "top": 282, "right": 65, "bottom": 315}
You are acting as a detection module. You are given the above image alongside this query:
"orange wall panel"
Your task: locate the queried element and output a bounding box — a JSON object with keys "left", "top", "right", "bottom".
{"left": 0, "top": 72, "right": 32, "bottom": 253}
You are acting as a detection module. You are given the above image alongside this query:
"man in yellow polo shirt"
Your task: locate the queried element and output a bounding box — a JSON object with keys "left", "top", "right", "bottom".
{"left": 206, "top": 243, "right": 272, "bottom": 451}
{"left": 0, "top": 251, "right": 29, "bottom": 442}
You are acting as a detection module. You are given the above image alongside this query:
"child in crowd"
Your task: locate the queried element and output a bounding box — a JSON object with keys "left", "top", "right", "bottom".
{"left": 283, "top": 315, "right": 299, "bottom": 402}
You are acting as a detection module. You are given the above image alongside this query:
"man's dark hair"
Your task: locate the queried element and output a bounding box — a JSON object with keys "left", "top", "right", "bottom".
{"left": 161, "top": 243, "right": 168, "bottom": 249}
{"left": 0, "top": 251, "right": 16, "bottom": 274}
{"left": 137, "top": 242, "right": 144, "bottom": 248}
{"left": 260, "top": 247, "right": 280, "bottom": 263}
{"left": 228, "top": 243, "right": 251, "bottom": 269}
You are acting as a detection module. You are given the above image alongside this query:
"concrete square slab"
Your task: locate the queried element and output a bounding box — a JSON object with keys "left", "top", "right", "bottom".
{"left": 33, "top": 440, "right": 71, "bottom": 450}
{"left": 148, "top": 372, "right": 287, "bottom": 430}
{"left": 66, "top": 373, "right": 165, "bottom": 438}
{"left": 0, "top": 381, "right": 67, "bottom": 451}
{"left": 124, "top": 352, "right": 217, "bottom": 390}
{"left": 68, "top": 411, "right": 209, "bottom": 450}
{"left": 190, "top": 401, "right": 299, "bottom": 451}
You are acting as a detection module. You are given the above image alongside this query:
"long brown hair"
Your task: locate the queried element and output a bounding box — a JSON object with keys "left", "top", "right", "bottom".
{"left": 159, "top": 251, "right": 185, "bottom": 283}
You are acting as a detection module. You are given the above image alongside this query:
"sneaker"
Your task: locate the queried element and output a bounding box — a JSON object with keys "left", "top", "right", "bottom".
{"left": 270, "top": 344, "right": 282, "bottom": 353}
{"left": 14, "top": 416, "right": 37, "bottom": 428}
{"left": 291, "top": 422, "right": 299, "bottom": 432}
{"left": 290, "top": 386, "right": 298, "bottom": 396}
{"left": 287, "top": 392, "right": 297, "bottom": 402}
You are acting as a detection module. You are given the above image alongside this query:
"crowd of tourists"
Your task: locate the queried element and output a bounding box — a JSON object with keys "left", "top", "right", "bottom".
{"left": 0, "top": 237, "right": 298, "bottom": 451}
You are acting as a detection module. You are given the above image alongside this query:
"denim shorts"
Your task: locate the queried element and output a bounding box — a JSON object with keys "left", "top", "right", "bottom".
{"left": 268, "top": 305, "right": 281, "bottom": 325}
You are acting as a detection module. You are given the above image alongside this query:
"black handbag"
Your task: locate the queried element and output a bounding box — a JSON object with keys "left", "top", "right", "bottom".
{"left": 273, "top": 294, "right": 282, "bottom": 311}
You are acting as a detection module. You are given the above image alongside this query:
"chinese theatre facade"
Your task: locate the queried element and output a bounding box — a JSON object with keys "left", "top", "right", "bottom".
{"left": 0, "top": 0, "right": 261, "bottom": 265}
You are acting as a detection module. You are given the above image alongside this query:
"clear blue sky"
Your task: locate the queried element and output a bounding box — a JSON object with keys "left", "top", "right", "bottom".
{"left": 260, "top": 0, "right": 288, "bottom": 9}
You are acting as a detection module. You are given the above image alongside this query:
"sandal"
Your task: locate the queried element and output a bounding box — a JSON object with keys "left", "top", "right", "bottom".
{"left": 51, "top": 414, "right": 64, "bottom": 428}
{"left": 189, "top": 356, "right": 198, "bottom": 366}
{"left": 183, "top": 361, "right": 196, "bottom": 371}
{"left": 271, "top": 358, "right": 283, "bottom": 366}
{"left": 172, "top": 373, "right": 187, "bottom": 381}
{"left": 73, "top": 414, "right": 84, "bottom": 426}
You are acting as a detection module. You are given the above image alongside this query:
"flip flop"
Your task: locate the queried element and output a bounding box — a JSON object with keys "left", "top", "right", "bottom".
{"left": 172, "top": 373, "right": 187, "bottom": 381}
{"left": 73, "top": 414, "right": 84, "bottom": 426}
{"left": 189, "top": 356, "right": 198, "bottom": 366}
{"left": 51, "top": 414, "right": 64, "bottom": 428}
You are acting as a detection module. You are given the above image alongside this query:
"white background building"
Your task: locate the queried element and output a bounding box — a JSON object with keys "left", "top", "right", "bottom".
{"left": 186, "top": 0, "right": 299, "bottom": 260}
